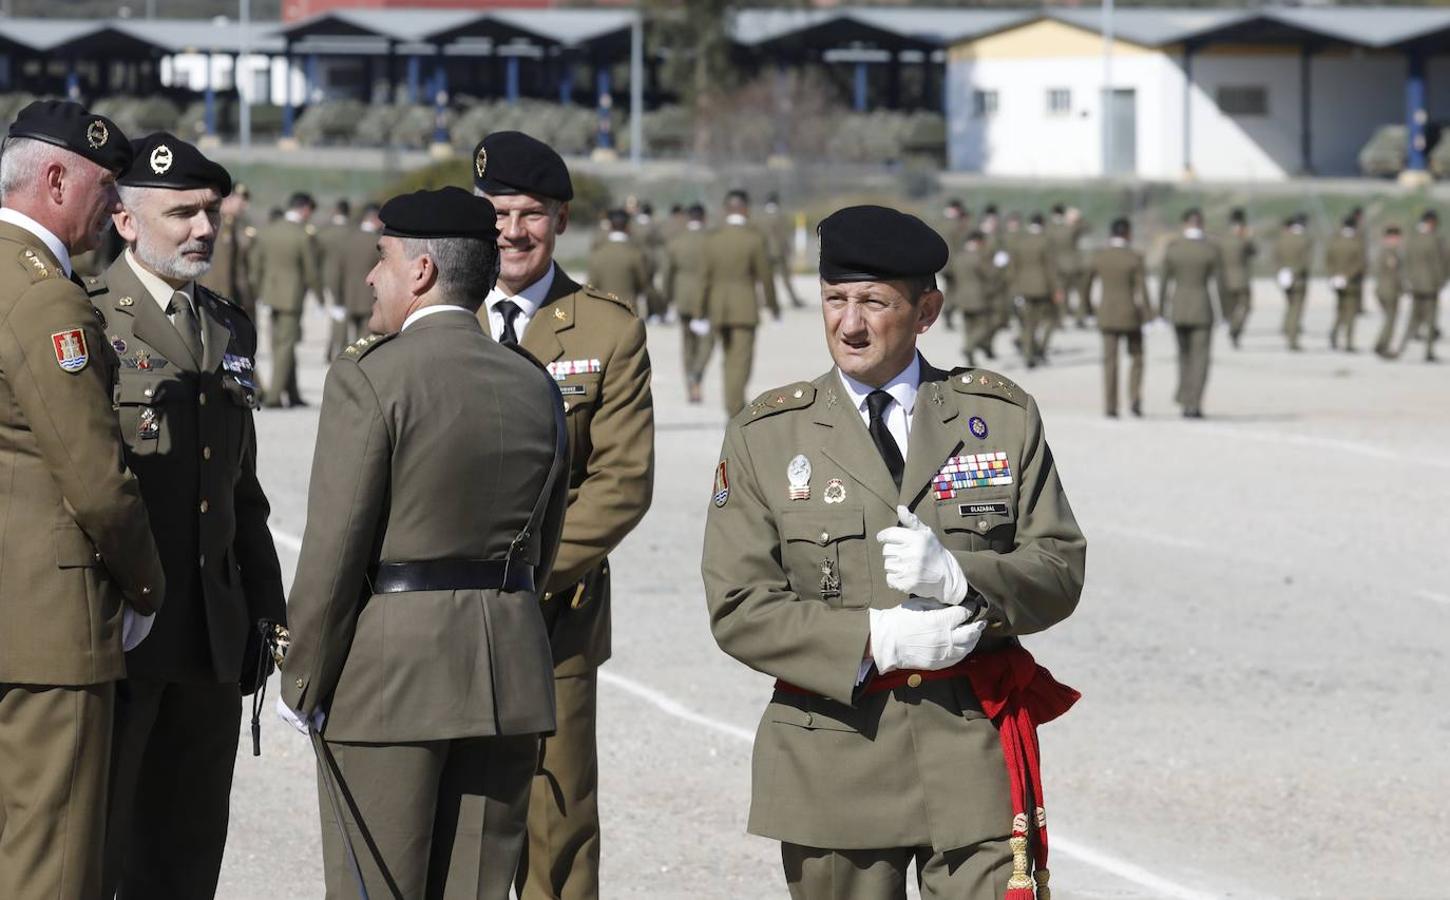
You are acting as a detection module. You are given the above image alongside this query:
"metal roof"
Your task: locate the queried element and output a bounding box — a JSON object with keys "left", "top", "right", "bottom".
{"left": 0, "top": 16, "right": 283, "bottom": 53}
{"left": 487, "top": 9, "right": 635, "bottom": 47}
{"left": 0, "top": 18, "right": 110, "bottom": 51}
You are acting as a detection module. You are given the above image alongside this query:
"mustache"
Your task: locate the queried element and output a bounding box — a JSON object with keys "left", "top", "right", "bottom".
{"left": 179, "top": 241, "right": 213, "bottom": 256}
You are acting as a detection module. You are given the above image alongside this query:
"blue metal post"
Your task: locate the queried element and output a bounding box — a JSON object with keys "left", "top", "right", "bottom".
{"left": 203, "top": 52, "right": 216, "bottom": 137}
{"left": 66, "top": 61, "right": 79, "bottom": 101}
{"left": 305, "top": 53, "right": 319, "bottom": 102}
{"left": 281, "top": 54, "right": 294, "bottom": 137}
{"left": 595, "top": 67, "right": 613, "bottom": 150}
{"left": 1407, "top": 49, "right": 1427, "bottom": 172}
{"left": 406, "top": 56, "right": 421, "bottom": 104}
{"left": 432, "top": 52, "right": 449, "bottom": 144}
{"left": 558, "top": 61, "right": 574, "bottom": 105}
{"left": 506, "top": 56, "right": 520, "bottom": 105}
{"left": 853, "top": 61, "right": 868, "bottom": 112}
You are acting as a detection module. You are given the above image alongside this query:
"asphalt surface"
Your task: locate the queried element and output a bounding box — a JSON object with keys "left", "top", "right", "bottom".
{"left": 217, "top": 277, "right": 1449, "bottom": 899}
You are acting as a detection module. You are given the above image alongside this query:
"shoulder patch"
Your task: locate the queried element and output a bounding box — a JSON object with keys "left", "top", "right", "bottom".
{"left": 949, "top": 367, "right": 1030, "bottom": 408}
{"left": 17, "top": 248, "right": 57, "bottom": 283}
{"left": 581, "top": 283, "right": 634, "bottom": 313}
{"left": 743, "top": 382, "right": 816, "bottom": 423}
{"left": 341, "top": 332, "right": 394, "bottom": 360}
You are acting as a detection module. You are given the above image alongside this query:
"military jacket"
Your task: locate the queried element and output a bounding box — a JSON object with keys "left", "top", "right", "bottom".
{"left": 702, "top": 360, "right": 1084, "bottom": 851}
{"left": 250, "top": 219, "right": 319, "bottom": 313}
{"left": 1088, "top": 244, "right": 1151, "bottom": 332}
{"left": 1374, "top": 246, "right": 1403, "bottom": 302}
{"left": 1160, "top": 236, "right": 1221, "bottom": 326}
{"left": 1325, "top": 231, "right": 1366, "bottom": 286}
{"left": 1274, "top": 229, "right": 1312, "bottom": 282}
{"left": 1404, "top": 229, "right": 1447, "bottom": 295}
{"left": 588, "top": 237, "right": 653, "bottom": 312}
{"left": 280, "top": 312, "right": 568, "bottom": 740}
{"left": 86, "top": 256, "right": 285, "bottom": 684}
{"left": 705, "top": 222, "right": 778, "bottom": 326}
{"left": 1008, "top": 230, "right": 1057, "bottom": 299}
{"left": 663, "top": 227, "right": 712, "bottom": 319}
{"left": 0, "top": 224, "right": 164, "bottom": 685}
{"left": 341, "top": 227, "right": 378, "bottom": 317}
{"left": 1217, "top": 232, "right": 1256, "bottom": 292}
{"left": 315, "top": 220, "right": 353, "bottom": 307}
{"left": 1047, "top": 218, "right": 1087, "bottom": 276}
{"left": 949, "top": 247, "right": 995, "bottom": 314}
{"left": 198, "top": 213, "right": 255, "bottom": 312}
{"left": 482, "top": 268, "right": 656, "bottom": 675}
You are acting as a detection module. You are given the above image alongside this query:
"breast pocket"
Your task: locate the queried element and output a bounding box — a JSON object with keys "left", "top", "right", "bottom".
{"left": 557, "top": 374, "right": 600, "bottom": 415}
{"left": 779, "top": 506, "right": 869, "bottom": 609}
{"left": 115, "top": 377, "right": 171, "bottom": 456}
{"left": 939, "top": 496, "right": 1017, "bottom": 553}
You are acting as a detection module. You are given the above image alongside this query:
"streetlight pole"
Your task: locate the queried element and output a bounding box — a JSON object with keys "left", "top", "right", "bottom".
{"left": 239, "top": 0, "right": 251, "bottom": 154}
{"left": 1101, "top": 0, "right": 1114, "bottom": 177}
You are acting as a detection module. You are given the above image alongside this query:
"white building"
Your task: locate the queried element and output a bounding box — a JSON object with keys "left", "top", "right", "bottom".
{"left": 946, "top": 8, "right": 1450, "bottom": 181}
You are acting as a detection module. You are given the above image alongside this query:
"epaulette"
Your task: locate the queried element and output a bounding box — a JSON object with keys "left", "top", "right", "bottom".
{"left": 341, "top": 332, "right": 394, "bottom": 360}
{"left": 79, "top": 272, "right": 108, "bottom": 298}
{"left": 949, "top": 367, "right": 1029, "bottom": 408}
{"left": 581, "top": 283, "right": 633, "bottom": 313}
{"left": 743, "top": 381, "right": 816, "bottom": 423}
{"left": 16, "top": 247, "right": 58, "bottom": 283}
{"left": 196, "top": 282, "right": 249, "bottom": 318}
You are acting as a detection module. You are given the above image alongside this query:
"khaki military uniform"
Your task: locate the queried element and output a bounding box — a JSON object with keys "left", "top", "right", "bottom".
{"left": 281, "top": 311, "right": 569, "bottom": 899}
{"left": 1160, "top": 235, "right": 1221, "bottom": 417}
{"left": 663, "top": 224, "right": 714, "bottom": 390}
{"left": 0, "top": 223, "right": 165, "bottom": 900}
{"left": 1007, "top": 229, "right": 1057, "bottom": 366}
{"left": 1047, "top": 218, "right": 1089, "bottom": 326}
{"left": 634, "top": 216, "right": 668, "bottom": 319}
{"left": 588, "top": 235, "right": 656, "bottom": 318}
{"left": 250, "top": 217, "right": 320, "bottom": 406}
{"left": 950, "top": 245, "right": 996, "bottom": 365}
{"left": 1398, "top": 228, "right": 1446, "bottom": 361}
{"left": 1274, "top": 228, "right": 1312, "bottom": 350}
{"left": 331, "top": 226, "right": 377, "bottom": 355}
{"left": 315, "top": 219, "right": 353, "bottom": 362}
{"left": 702, "top": 362, "right": 1084, "bottom": 899}
{"left": 1373, "top": 245, "right": 1404, "bottom": 358}
{"left": 83, "top": 254, "right": 286, "bottom": 897}
{"left": 706, "top": 220, "right": 779, "bottom": 416}
{"left": 979, "top": 231, "right": 1012, "bottom": 339}
{"left": 1325, "top": 229, "right": 1366, "bottom": 351}
{"left": 199, "top": 213, "right": 256, "bottom": 319}
{"left": 1216, "top": 232, "right": 1256, "bottom": 345}
{"left": 765, "top": 207, "right": 804, "bottom": 309}
{"left": 485, "top": 269, "right": 655, "bottom": 900}
{"left": 1088, "top": 243, "right": 1152, "bottom": 416}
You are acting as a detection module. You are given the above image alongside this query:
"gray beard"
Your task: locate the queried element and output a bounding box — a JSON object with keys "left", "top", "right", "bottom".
{"left": 134, "top": 236, "right": 212, "bottom": 282}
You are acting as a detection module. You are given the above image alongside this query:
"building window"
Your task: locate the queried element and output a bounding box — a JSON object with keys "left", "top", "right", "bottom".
{"left": 1217, "top": 86, "right": 1268, "bottom": 117}
{"left": 1046, "top": 88, "right": 1071, "bottom": 116}
{"left": 973, "top": 90, "right": 999, "bottom": 118}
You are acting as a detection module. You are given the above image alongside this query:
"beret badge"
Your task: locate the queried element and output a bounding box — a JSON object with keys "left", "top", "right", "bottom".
{"left": 85, "top": 119, "right": 109, "bottom": 150}
{"left": 474, "top": 146, "right": 487, "bottom": 180}
{"left": 149, "top": 144, "right": 173, "bottom": 175}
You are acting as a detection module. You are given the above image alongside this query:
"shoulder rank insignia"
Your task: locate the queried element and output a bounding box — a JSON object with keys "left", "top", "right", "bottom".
{"left": 950, "top": 368, "right": 1028, "bottom": 408}
{"left": 342, "top": 332, "right": 394, "bottom": 359}
{"left": 581, "top": 283, "right": 634, "bottom": 313}
{"left": 20, "top": 248, "right": 52, "bottom": 281}
{"left": 744, "top": 382, "right": 815, "bottom": 423}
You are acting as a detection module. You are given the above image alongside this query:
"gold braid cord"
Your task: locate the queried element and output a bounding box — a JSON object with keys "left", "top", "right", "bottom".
{"left": 1007, "top": 835, "right": 1033, "bottom": 891}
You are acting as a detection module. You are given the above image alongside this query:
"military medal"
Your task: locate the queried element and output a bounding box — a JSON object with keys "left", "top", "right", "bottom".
{"left": 819, "top": 558, "right": 841, "bottom": 601}
{"left": 932, "top": 451, "right": 1014, "bottom": 500}
{"left": 135, "top": 351, "right": 151, "bottom": 371}
{"left": 110, "top": 337, "right": 127, "bottom": 354}
{"left": 969, "top": 416, "right": 989, "bottom": 440}
{"left": 823, "top": 478, "right": 846, "bottom": 504}
{"left": 787, "top": 454, "right": 811, "bottom": 501}
{"left": 137, "top": 407, "right": 159, "bottom": 441}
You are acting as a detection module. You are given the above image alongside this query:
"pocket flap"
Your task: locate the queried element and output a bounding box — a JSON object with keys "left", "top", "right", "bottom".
{"left": 780, "top": 507, "right": 866, "bottom": 546}
{"left": 116, "top": 377, "right": 162, "bottom": 405}
{"left": 767, "top": 694, "right": 863, "bottom": 733}
{"left": 941, "top": 498, "right": 1016, "bottom": 534}
{"left": 54, "top": 524, "right": 99, "bottom": 568}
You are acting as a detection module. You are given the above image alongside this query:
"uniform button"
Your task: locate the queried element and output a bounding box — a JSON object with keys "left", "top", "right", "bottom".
{"left": 143, "top": 388, "right": 154, "bottom": 398}
{"left": 93, "top": 551, "right": 102, "bottom": 562}
{"left": 906, "top": 673, "right": 923, "bottom": 688}
{"left": 803, "top": 712, "right": 814, "bottom": 726}
{"left": 203, "top": 446, "right": 211, "bottom": 460}
{"left": 199, "top": 393, "right": 208, "bottom": 406}
{"left": 819, "top": 531, "right": 829, "bottom": 542}
{"left": 199, "top": 554, "right": 206, "bottom": 567}
{"left": 562, "top": 401, "right": 571, "bottom": 412}
{"left": 200, "top": 500, "right": 209, "bottom": 513}
{"left": 294, "top": 677, "right": 304, "bottom": 690}
{"left": 978, "top": 519, "right": 989, "bottom": 532}
{"left": 141, "top": 586, "right": 151, "bottom": 596}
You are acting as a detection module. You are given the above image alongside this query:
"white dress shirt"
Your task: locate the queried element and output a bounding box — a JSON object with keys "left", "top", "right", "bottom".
{"left": 836, "top": 354, "right": 921, "bottom": 457}
{"left": 124, "top": 249, "right": 196, "bottom": 322}
{"left": 483, "top": 262, "right": 555, "bottom": 342}
{"left": 0, "top": 207, "right": 73, "bottom": 277}
{"left": 401, "top": 304, "right": 471, "bottom": 332}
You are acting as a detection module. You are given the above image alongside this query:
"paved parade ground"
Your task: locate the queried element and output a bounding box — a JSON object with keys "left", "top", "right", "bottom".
{"left": 219, "top": 277, "right": 1448, "bottom": 899}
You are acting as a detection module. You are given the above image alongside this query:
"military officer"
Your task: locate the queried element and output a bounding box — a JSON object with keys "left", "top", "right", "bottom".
{"left": 1087, "top": 217, "right": 1152, "bottom": 418}
{"left": 1373, "top": 226, "right": 1404, "bottom": 359}
{"left": 472, "top": 131, "right": 655, "bottom": 900}
{"left": 764, "top": 193, "right": 805, "bottom": 310}
{"left": 279, "top": 187, "right": 568, "bottom": 899}
{"left": 1160, "top": 208, "right": 1221, "bottom": 419}
{"left": 951, "top": 230, "right": 996, "bottom": 367}
{"left": 1325, "top": 214, "right": 1366, "bottom": 352}
{"left": 1047, "top": 204, "right": 1090, "bottom": 327}
{"left": 88, "top": 132, "right": 286, "bottom": 898}
{"left": 706, "top": 188, "right": 779, "bottom": 417}
{"left": 978, "top": 205, "right": 1011, "bottom": 349}
{"left": 251, "top": 190, "right": 319, "bottom": 406}
{"left": 663, "top": 202, "right": 713, "bottom": 403}
{"left": 1274, "top": 213, "right": 1312, "bottom": 351}
{"left": 1218, "top": 208, "right": 1256, "bottom": 349}
{"left": 317, "top": 198, "right": 353, "bottom": 362}
{"left": 632, "top": 201, "right": 669, "bottom": 321}
{"left": 1397, "top": 210, "right": 1445, "bottom": 362}
{"left": 1007, "top": 212, "right": 1058, "bottom": 368}
{"left": 588, "top": 208, "right": 658, "bottom": 317}
{"left": 198, "top": 182, "right": 255, "bottom": 318}
{"left": 0, "top": 99, "right": 165, "bottom": 900}
{"left": 330, "top": 201, "right": 380, "bottom": 352}
{"left": 702, "top": 204, "right": 1084, "bottom": 900}
{"left": 936, "top": 199, "right": 970, "bottom": 331}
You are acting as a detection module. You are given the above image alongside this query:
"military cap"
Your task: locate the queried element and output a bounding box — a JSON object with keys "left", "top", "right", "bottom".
{"left": 119, "top": 131, "right": 231, "bottom": 195}
{"left": 6, "top": 99, "right": 131, "bottom": 173}
{"left": 817, "top": 205, "right": 948, "bottom": 283}
{"left": 378, "top": 186, "right": 500, "bottom": 241}
{"left": 471, "top": 131, "right": 573, "bottom": 202}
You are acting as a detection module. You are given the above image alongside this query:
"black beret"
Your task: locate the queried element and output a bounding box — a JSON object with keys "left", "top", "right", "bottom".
{"left": 119, "top": 132, "right": 231, "bottom": 196}
{"left": 6, "top": 99, "right": 131, "bottom": 173}
{"left": 817, "top": 205, "right": 949, "bottom": 282}
{"left": 378, "top": 186, "right": 499, "bottom": 241}
{"left": 471, "top": 131, "right": 573, "bottom": 202}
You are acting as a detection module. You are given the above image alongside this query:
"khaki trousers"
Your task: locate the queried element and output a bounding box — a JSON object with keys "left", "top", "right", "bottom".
{"left": 1375, "top": 292, "right": 1402, "bottom": 356}
{"left": 1222, "top": 288, "right": 1251, "bottom": 340}
{"left": 961, "top": 311, "right": 994, "bottom": 364}
{"left": 1397, "top": 293, "right": 1441, "bottom": 360}
{"left": 319, "top": 734, "right": 538, "bottom": 900}
{"left": 1101, "top": 329, "right": 1144, "bottom": 415}
{"left": 781, "top": 837, "right": 1013, "bottom": 900}
{"left": 681, "top": 317, "right": 715, "bottom": 386}
{"left": 1020, "top": 297, "right": 1052, "bottom": 364}
{"left": 1059, "top": 270, "right": 1090, "bottom": 324}
{"left": 102, "top": 679, "right": 241, "bottom": 899}
{"left": 328, "top": 311, "right": 370, "bottom": 362}
{"left": 774, "top": 258, "right": 804, "bottom": 307}
{"left": 517, "top": 671, "right": 599, "bottom": 900}
{"left": 717, "top": 324, "right": 757, "bottom": 417}
{"left": 1331, "top": 289, "right": 1359, "bottom": 350}
{"left": 1282, "top": 287, "right": 1307, "bottom": 348}
{"left": 267, "top": 308, "right": 303, "bottom": 406}
{"left": 1174, "top": 325, "right": 1212, "bottom": 415}
{"left": 0, "top": 683, "right": 113, "bottom": 900}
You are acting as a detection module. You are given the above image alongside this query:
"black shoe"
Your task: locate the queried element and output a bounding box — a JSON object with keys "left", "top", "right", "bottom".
{"left": 287, "top": 397, "right": 309, "bottom": 409}
{"left": 1131, "top": 402, "right": 1142, "bottom": 418}
{"left": 1105, "top": 410, "right": 1119, "bottom": 418}
{"left": 1184, "top": 410, "right": 1204, "bottom": 419}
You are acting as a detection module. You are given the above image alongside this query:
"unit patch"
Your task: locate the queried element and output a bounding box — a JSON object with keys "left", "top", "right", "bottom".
{"left": 968, "top": 416, "right": 989, "bottom": 440}
{"left": 51, "top": 329, "right": 89, "bottom": 372}
{"left": 932, "top": 451, "right": 1013, "bottom": 500}
{"left": 712, "top": 460, "right": 730, "bottom": 508}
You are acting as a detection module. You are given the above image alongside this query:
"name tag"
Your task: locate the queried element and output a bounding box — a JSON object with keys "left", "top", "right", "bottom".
{"left": 558, "top": 384, "right": 587, "bottom": 396}
{"left": 959, "top": 501, "right": 1009, "bottom": 516}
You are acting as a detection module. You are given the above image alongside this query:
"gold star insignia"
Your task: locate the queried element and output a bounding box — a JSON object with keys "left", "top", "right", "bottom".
{"left": 118, "top": 296, "right": 134, "bottom": 307}
{"left": 554, "top": 308, "right": 566, "bottom": 321}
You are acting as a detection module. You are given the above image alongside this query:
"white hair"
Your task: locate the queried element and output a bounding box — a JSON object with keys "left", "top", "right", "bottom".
{"left": 0, "top": 137, "right": 68, "bottom": 202}
{"left": 118, "top": 183, "right": 215, "bottom": 282}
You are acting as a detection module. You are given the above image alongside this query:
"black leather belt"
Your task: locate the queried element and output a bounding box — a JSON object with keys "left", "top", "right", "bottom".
{"left": 372, "top": 559, "right": 534, "bottom": 594}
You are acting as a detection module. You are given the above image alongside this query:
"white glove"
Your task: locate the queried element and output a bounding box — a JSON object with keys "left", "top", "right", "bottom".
{"left": 327, "top": 305, "right": 347, "bottom": 322}
{"left": 688, "top": 318, "right": 712, "bottom": 336}
{"left": 121, "top": 608, "right": 154, "bottom": 652}
{"left": 993, "top": 250, "right": 1010, "bottom": 269}
{"left": 876, "top": 505, "right": 969, "bottom": 605}
{"left": 1276, "top": 267, "right": 1295, "bottom": 290}
{"left": 868, "top": 599, "right": 985, "bottom": 672}
{"left": 275, "top": 695, "right": 325, "bottom": 734}
{"left": 1330, "top": 275, "right": 1347, "bottom": 290}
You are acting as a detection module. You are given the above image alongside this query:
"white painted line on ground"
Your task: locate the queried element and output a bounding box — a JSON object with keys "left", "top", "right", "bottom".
{"left": 272, "top": 528, "right": 302, "bottom": 553}
{"left": 1416, "top": 589, "right": 1450, "bottom": 607}
{"left": 598, "top": 668, "right": 1232, "bottom": 900}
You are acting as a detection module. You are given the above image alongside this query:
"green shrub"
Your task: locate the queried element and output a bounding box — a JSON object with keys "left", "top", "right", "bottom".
{"left": 90, "top": 96, "right": 181, "bottom": 138}
{"left": 0, "top": 93, "right": 37, "bottom": 128}
{"left": 450, "top": 100, "right": 602, "bottom": 156}
{"left": 295, "top": 100, "right": 375, "bottom": 146}
{"left": 379, "top": 159, "right": 611, "bottom": 225}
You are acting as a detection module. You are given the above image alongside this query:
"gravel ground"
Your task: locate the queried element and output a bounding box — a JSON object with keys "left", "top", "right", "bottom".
{"left": 216, "top": 276, "right": 1449, "bottom": 899}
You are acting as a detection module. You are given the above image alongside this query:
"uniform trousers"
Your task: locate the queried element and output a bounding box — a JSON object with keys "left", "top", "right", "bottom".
{"left": 1397, "top": 293, "right": 1441, "bottom": 360}
{"left": 1221, "top": 288, "right": 1251, "bottom": 340}
{"left": 517, "top": 671, "right": 600, "bottom": 900}
{"left": 680, "top": 316, "right": 715, "bottom": 387}
{"left": 1059, "top": 270, "right": 1090, "bottom": 324}
{"left": 1282, "top": 287, "right": 1307, "bottom": 348}
{"left": 267, "top": 308, "right": 303, "bottom": 406}
{"left": 1101, "top": 329, "right": 1144, "bottom": 415}
{"left": 961, "top": 311, "right": 994, "bottom": 364}
{"left": 1020, "top": 296, "right": 1053, "bottom": 364}
{"left": 716, "top": 324, "right": 757, "bottom": 417}
{"left": 102, "top": 679, "right": 241, "bottom": 898}
{"left": 0, "top": 682, "right": 113, "bottom": 900}
{"left": 774, "top": 258, "right": 804, "bottom": 308}
{"left": 1374, "top": 292, "right": 1402, "bottom": 357}
{"left": 1174, "top": 325, "right": 1212, "bottom": 415}
{"left": 319, "top": 733, "right": 537, "bottom": 900}
{"left": 781, "top": 837, "right": 1013, "bottom": 900}
{"left": 1331, "top": 286, "right": 1360, "bottom": 350}
{"left": 328, "top": 311, "right": 370, "bottom": 362}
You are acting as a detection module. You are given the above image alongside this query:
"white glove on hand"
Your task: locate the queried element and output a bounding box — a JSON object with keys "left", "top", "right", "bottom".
{"left": 1276, "top": 267, "right": 1295, "bottom": 290}
{"left": 876, "top": 506, "right": 969, "bottom": 605}
{"left": 121, "top": 608, "right": 154, "bottom": 652}
{"left": 868, "top": 599, "right": 985, "bottom": 673}
{"left": 275, "top": 696, "right": 325, "bottom": 734}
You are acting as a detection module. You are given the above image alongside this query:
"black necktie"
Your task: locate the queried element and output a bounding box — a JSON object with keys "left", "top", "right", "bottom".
{"left": 169, "top": 293, "right": 204, "bottom": 364}
{"left": 866, "top": 390, "right": 904, "bottom": 490}
{"left": 495, "top": 299, "right": 522, "bottom": 346}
